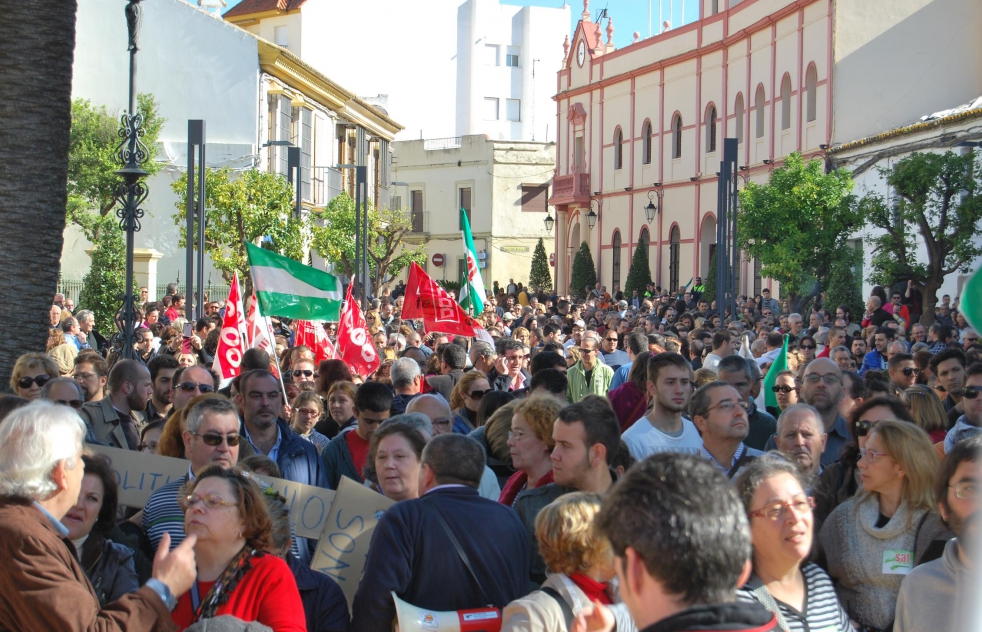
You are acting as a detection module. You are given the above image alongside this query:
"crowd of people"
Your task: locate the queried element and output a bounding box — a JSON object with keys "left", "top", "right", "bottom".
{"left": 0, "top": 278, "right": 978, "bottom": 632}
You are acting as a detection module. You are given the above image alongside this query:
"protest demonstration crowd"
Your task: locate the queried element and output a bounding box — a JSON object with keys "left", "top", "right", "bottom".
{"left": 0, "top": 260, "right": 980, "bottom": 632}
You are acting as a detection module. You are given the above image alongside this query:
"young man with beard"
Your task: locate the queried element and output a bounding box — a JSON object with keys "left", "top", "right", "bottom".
{"left": 79, "top": 360, "right": 152, "bottom": 450}
{"left": 622, "top": 353, "right": 701, "bottom": 459}
{"left": 799, "top": 358, "right": 849, "bottom": 467}
{"left": 931, "top": 348, "right": 970, "bottom": 428}
{"left": 145, "top": 354, "right": 179, "bottom": 422}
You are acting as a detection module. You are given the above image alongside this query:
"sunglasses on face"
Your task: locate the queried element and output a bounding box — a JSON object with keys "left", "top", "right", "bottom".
{"left": 799, "top": 345, "right": 816, "bottom": 351}
{"left": 855, "top": 420, "right": 875, "bottom": 437}
{"left": 468, "top": 389, "right": 488, "bottom": 400}
{"left": 191, "top": 432, "right": 240, "bottom": 447}
{"left": 901, "top": 367, "right": 920, "bottom": 377}
{"left": 18, "top": 375, "right": 51, "bottom": 389}
{"left": 963, "top": 386, "right": 982, "bottom": 400}
{"left": 53, "top": 399, "right": 83, "bottom": 409}
{"left": 291, "top": 370, "right": 316, "bottom": 378}
{"left": 771, "top": 385, "right": 794, "bottom": 394}
{"left": 176, "top": 382, "right": 215, "bottom": 393}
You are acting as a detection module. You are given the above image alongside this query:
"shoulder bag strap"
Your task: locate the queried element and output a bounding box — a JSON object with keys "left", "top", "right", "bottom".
{"left": 726, "top": 448, "right": 755, "bottom": 479}
{"left": 424, "top": 497, "right": 494, "bottom": 607}
{"left": 540, "top": 586, "right": 575, "bottom": 629}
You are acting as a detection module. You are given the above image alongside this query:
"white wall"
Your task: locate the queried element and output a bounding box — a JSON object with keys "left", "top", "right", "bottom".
{"left": 69, "top": 0, "right": 261, "bottom": 287}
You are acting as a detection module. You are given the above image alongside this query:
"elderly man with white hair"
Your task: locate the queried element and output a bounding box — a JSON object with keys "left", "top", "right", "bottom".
{"left": 390, "top": 357, "right": 423, "bottom": 415}
{"left": 0, "top": 401, "right": 197, "bottom": 629}
{"left": 774, "top": 403, "right": 828, "bottom": 488}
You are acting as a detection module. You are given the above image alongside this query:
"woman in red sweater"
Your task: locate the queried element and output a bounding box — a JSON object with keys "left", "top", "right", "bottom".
{"left": 173, "top": 466, "right": 306, "bottom": 632}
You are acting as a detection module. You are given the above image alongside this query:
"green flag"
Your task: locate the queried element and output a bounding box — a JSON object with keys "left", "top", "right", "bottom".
{"left": 245, "top": 241, "right": 342, "bottom": 321}
{"left": 458, "top": 270, "right": 474, "bottom": 314}
{"left": 762, "top": 334, "right": 789, "bottom": 411}
{"left": 460, "top": 209, "right": 486, "bottom": 314}
{"left": 963, "top": 265, "right": 982, "bottom": 334}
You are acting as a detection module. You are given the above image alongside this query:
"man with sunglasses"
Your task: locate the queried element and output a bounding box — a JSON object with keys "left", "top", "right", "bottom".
{"left": 79, "top": 360, "right": 152, "bottom": 451}
{"left": 888, "top": 352, "right": 919, "bottom": 392}
{"left": 566, "top": 332, "right": 614, "bottom": 403}
{"left": 600, "top": 329, "right": 630, "bottom": 371}
{"left": 691, "top": 382, "right": 763, "bottom": 479}
{"left": 170, "top": 365, "right": 219, "bottom": 415}
{"left": 290, "top": 358, "right": 317, "bottom": 385}
{"left": 40, "top": 378, "right": 86, "bottom": 411}
{"left": 143, "top": 398, "right": 241, "bottom": 554}
{"left": 944, "top": 363, "right": 982, "bottom": 455}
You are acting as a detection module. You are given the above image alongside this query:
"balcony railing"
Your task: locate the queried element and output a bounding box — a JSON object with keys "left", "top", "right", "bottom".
{"left": 397, "top": 209, "right": 429, "bottom": 234}
{"left": 549, "top": 172, "right": 591, "bottom": 205}
{"left": 423, "top": 136, "right": 462, "bottom": 151}
{"left": 311, "top": 166, "right": 343, "bottom": 207}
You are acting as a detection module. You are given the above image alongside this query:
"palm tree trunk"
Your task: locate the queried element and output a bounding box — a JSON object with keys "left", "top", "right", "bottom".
{"left": 0, "top": 1, "right": 78, "bottom": 390}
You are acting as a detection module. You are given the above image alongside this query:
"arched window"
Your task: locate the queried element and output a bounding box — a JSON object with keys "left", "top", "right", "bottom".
{"left": 672, "top": 113, "right": 683, "bottom": 159}
{"left": 612, "top": 231, "right": 622, "bottom": 289}
{"left": 669, "top": 226, "right": 680, "bottom": 293}
{"left": 705, "top": 104, "right": 717, "bottom": 153}
{"left": 805, "top": 64, "right": 818, "bottom": 123}
{"left": 642, "top": 120, "right": 653, "bottom": 165}
{"left": 755, "top": 85, "right": 766, "bottom": 139}
{"left": 781, "top": 74, "right": 792, "bottom": 131}
{"left": 734, "top": 93, "right": 745, "bottom": 145}
{"left": 614, "top": 127, "right": 623, "bottom": 170}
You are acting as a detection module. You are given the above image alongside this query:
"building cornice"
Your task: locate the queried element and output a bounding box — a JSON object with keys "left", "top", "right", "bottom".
{"left": 828, "top": 107, "right": 982, "bottom": 156}
{"left": 224, "top": 8, "right": 300, "bottom": 26}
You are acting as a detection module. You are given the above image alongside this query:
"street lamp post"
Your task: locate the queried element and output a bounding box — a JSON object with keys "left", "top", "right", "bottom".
{"left": 645, "top": 188, "right": 663, "bottom": 223}
{"left": 114, "top": 0, "right": 150, "bottom": 360}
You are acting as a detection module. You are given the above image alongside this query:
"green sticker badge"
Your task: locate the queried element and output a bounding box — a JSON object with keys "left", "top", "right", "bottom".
{"left": 882, "top": 550, "right": 913, "bottom": 575}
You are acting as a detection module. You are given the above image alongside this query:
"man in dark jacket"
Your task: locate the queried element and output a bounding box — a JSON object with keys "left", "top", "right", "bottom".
{"left": 580, "top": 453, "right": 778, "bottom": 632}
{"left": 350, "top": 434, "right": 529, "bottom": 632}
{"left": 424, "top": 343, "right": 466, "bottom": 401}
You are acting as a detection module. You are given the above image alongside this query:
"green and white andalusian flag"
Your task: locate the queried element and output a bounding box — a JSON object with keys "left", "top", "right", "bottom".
{"left": 245, "top": 241, "right": 342, "bottom": 321}
{"left": 458, "top": 269, "right": 475, "bottom": 314}
{"left": 963, "top": 264, "right": 982, "bottom": 333}
{"left": 460, "top": 209, "right": 486, "bottom": 314}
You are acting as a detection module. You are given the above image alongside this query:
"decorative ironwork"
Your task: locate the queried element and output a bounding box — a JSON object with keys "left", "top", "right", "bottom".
{"left": 116, "top": 113, "right": 149, "bottom": 167}
{"left": 114, "top": 180, "right": 147, "bottom": 232}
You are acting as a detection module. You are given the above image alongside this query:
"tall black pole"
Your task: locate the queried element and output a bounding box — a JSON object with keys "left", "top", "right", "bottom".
{"left": 186, "top": 120, "right": 202, "bottom": 323}
{"left": 196, "top": 131, "right": 206, "bottom": 318}
{"left": 356, "top": 166, "right": 368, "bottom": 311}
{"left": 115, "top": 0, "right": 149, "bottom": 360}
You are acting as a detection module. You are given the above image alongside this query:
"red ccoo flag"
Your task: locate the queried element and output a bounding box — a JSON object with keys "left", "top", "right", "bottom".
{"left": 294, "top": 320, "right": 339, "bottom": 364}
{"left": 406, "top": 262, "right": 485, "bottom": 338}
{"left": 213, "top": 272, "right": 249, "bottom": 380}
{"left": 336, "top": 286, "right": 380, "bottom": 378}
{"left": 400, "top": 262, "right": 424, "bottom": 320}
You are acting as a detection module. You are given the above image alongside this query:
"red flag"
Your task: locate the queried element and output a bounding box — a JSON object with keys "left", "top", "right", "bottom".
{"left": 400, "top": 262, "right": 424, "bottom": 320}
{"left": 213, "top": 273, "right": 249, "bottom": 380}
{"left": 294, "top": 320, "right": 339, "bottom": 364}
{"left": 412, "top": 264, "right": 484, "bottom": 338}
{"left": 336, "top": 286, "right": 380, "bottom": 378}
{"left": 245, "top": 291, "right": 280, "bottom": 377}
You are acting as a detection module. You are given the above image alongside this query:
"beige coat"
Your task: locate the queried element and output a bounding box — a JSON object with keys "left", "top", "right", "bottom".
{"left": 500, "top": 574, "right": 635, "bottom": 632}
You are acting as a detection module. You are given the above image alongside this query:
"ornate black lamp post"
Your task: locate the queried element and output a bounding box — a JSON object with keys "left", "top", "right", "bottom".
{"left": 113, "top": 0, "right": 149, "bottom": 359}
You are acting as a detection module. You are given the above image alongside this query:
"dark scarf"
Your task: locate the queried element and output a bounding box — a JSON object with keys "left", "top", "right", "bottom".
{"left": 193, "top": 547, "right": 264, "bottom": 622}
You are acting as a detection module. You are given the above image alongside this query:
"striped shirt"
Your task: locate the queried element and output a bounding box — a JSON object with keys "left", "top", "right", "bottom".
{"left": 737, "top": 563, "right": 851, "bottom": 632}
{"left": 142, "top": 474, "right": 190, "bottom": 554}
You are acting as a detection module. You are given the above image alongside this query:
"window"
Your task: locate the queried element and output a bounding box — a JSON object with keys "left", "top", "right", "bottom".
{"left": 277, "top": 95, "right": 291, "bottom": 175}
{"left": 521, "top": 185, "right": 549, "bottom": 213}
{"left": 410, "top": 190, "right": 424, "bottom": 232}
{"left": 734, "top": 93, "right": 745, "bottom": 145}
{"left": 573, "top": 135, "right": 584, "bottom": 171}
{"left": 612, "top": 231, "right": 622, "bottom": 290}
{"left": 755, "top": 85, "right": 766, "bottom": 139}
{"left": 506, "top": 46, "right": 520, "bottom": 67}
{"left": 505, "top": 99, "right": 521, "bottom": 122}
{"left": 805, "top": 65, "right": 818, "bottom": 123}
{"left": 485, "top": 44, "right": 499, "bottom": 66}
{"left": 781, "top": 74, "right": 792, "bottom": 131}
{"left": 614, "top": 127, "right": 623, "bottom": 170}
{"left": 391, "top": 195, "right": 402, "bottom": 211}
{"left": 484, "top": 98, "right": 499, "bottom": 121}
{"left": 642, "top": 120, "right": 653, "bottom": 165}
{"left": 458, "top": 187, "right": 472, "bottom": 229}
{"left": 706, "top": 105, "right": 717, "bottom": 153}
{"left": 672, "top": 114, "right": 683, "bottom": 159}
{"left": 274, "top": 25, "right": 288, "bottom": 47}
{"left": 299, "top": 108, "right": 312, "bottom": 201}
{"left": 669, "top": 226, "right": 680, "bottom": 293}
{"left": 711, "top": 0, "right": 719, "bottom": 14}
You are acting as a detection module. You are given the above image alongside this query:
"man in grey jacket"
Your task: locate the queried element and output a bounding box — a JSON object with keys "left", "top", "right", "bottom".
{"left": 894, "top": 435, "right": 981, "bottom": 632}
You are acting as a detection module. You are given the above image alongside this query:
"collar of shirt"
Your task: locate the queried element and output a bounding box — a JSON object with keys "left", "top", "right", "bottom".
{"left": 243, "top": 422, "right": 282, "bottom": 462}
{"left": 424, "top": 484, "right": 471, "bottom": 495}
{"left": 33, "top": 501, "right": 69, "bottom": 537}
{"left": 831, "top": 414, "right": 850, "bottom": 440}
{"left": 187, "top": 464, "right": 196, "bottom": 482}
{"left": 510, "top": 372, "right": 526, "bottom": 390}
{"left": 701, "top": 443, "right": 746, "bottom": 471}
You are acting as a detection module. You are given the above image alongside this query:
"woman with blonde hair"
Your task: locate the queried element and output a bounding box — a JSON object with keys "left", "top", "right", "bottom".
{"left": 10, "top": 352, "right": 60, "bottom": 400}
{"left": 450, "top": 370, "right": 490, "bottom": 432}
{"left": 499, "top": 396, "right": 563, "bottom": 506}
{"left": 501, "top": 492, "right": 634, "bottom": 632}
{"left": 902, "top": 385, "right": 949, "bottom": 444}
{"left": 47, "top": 328, "right": 78, "bottom": 375}
{"left": 512, "top": 326, "right": 531, "bottom": 347}
{"left": 817, "top": 420, "right": 953, "bottom": 631}
{"left": 565, "top": 345, "right": 580, "bottom": 369}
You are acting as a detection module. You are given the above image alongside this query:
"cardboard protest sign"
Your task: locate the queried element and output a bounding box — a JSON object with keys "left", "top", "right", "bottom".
{"left": 310, "top": 476, "right": 394, "bottom": 609}
{"left": 86, "top": 444, "right": 335, "bottom": 539}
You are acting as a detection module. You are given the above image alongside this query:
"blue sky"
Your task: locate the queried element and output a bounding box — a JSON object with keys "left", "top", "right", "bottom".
{"left": 221, "top": 0, "right": 700, "bottom": 50}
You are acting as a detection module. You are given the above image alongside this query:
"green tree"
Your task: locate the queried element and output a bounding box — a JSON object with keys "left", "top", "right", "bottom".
{"left": 569, "top": 241, "right": 597, "bottom": 298}
{"left": 310, "top": 193, "right": 426, "bottom": 293}
{"left": 68, "top": 94, "right": 164, "bottom": 333}
{"left": 823, "top": 246, "right": 864, "bottom": 324}
{"left": 624, "top": 241, "right": 652, "bottom": 299}
{"left": 702, "top": 251, "right": 717, "bottom": 306}
{"left": 528, "top": 238, "right": 553, "bottom": 293}
{"left": 171, "top": 168, "right": 307, "bottom": 297}
{"left": 738, "top": 152, "right": 862, "bottom": 314}
{"left": 858, "top": 151, "right": 982, "bottom": 327}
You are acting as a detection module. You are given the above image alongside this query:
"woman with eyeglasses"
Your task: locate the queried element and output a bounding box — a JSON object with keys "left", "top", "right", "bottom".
{"left": 734, "top": 455, "right": 851, "bottom": 632}
{"left": 499, "top": 396, "right": 563, "bottom": 506}
{"left": 10, "top": 352, "right": 60, "bottom": 400}
{"left": 173, "top": 466, "right": 306, "bottom": 631}
{"left": 817, "top": 420, "right": 952, "bottom": 631}
{"left": 812, "top": 396, "right": 914, "bottom": 526}
{"left": 902, "top": 385, "right": 949, "bottom": 444}
{"left": 450, "top": 371, "right": 490, "bottom": 432}
{"left": 290, "top": 391, "right": 330, "bottom": 454}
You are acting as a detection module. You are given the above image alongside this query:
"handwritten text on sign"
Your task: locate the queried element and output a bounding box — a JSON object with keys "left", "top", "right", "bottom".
{"left": 311, "top": 476, "right": 394, "bottom": 610}
{"left": 86, "top": 443, "right": 335, "bottom": 539}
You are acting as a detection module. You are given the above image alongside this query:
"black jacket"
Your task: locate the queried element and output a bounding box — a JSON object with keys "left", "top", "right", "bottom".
{"left": 79, "top": 533, "right": 140, "bottom": 607}
{"left": 642, "top": 602, "right": 778, "bottom": 632}
{"left": 350, "top": 486, "right": 529, "bottom": 632}
{"left": 286, "top": 552, "right": 349, "bottom": 632}
{"left": 487, "top": 368, "right": 531, "bottom": 392}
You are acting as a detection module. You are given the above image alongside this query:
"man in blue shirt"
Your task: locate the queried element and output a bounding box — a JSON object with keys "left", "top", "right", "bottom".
{"left": 859, "top": 326, "right": 893, "bottom": 376}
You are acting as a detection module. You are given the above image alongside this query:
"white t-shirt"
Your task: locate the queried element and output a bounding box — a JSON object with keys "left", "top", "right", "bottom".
{"left": 703, "top": 353, "right": 722, "bottom": 371}
{"left": 622, "top": 416, "right": 704, "bottom": 460}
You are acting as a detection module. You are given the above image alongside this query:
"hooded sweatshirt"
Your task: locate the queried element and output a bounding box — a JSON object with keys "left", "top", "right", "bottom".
{"left": 894, "top": 538, "right": 974, "bottom": 632}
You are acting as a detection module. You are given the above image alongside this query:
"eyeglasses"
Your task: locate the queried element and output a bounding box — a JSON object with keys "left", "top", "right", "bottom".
{"left": 295, "top": 408, "right": 321, "bottom": 417}
{"left": 139, "top": 440, "right": 159, "bottom": 453}
{"left": 771, "top": 385, "right": 794, "bottom": 394}
{"left": 859, "top": 447, "right": 888, "bottom": 463}
{"left": 604, "top": 337, "right": 618, "bottom": 342}
{"left": 181, "top": 493, "right": 237, "bottom": 511}
{"left": 950, "top": 481, "right": 979, "bottom": 500}
{"left": 74, "top": 372, "right": 97, "bottom": 381}
{"left": 803, "top": 373, "right": 840, "bottom": 385}
{"left": 749, "top": 496, "right": 815, "bottom": 521}
{"left": 855, "top": 420, "right": 875, "bottom": 437}
{"left": 291, "top": 370, "right": 316, "bottom": 379}
{"left": 706, "top": 399, "right": 750, "bottom": 414}
{"left": 901, "top": 367, "right": 920, "bottom": 377}
{"left": 191, "top": 432, "right": 240, "bottom": 447}
{"left": 17, "top": 375, "right": 51, "bottom": 389}
{"left": 963, "top": 386, "right": 982, "bottom": 400}
{"left": 53, "top": 399, "right": 83, "bottom": 409}
{"left": 578, "top": 347, "right": 595, "bottom": 354}
{"left": 176, "top": 382, "right": 215, "bottom": 393}
{"left": 507, "top": 429, "right": 530, "bottom": 441}
{"left": 467, "top": 389, "right": 488, "bottom": 400}
{"left": 799, "top": 345, "right": 816, "bottom": 351}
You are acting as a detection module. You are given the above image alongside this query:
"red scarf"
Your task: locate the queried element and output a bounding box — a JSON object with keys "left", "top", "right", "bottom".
{"left": 568, "top": 573, "right": 612, "bottom": 605}
{"left": 498, "top": 469, "right": 554, "bottom": 506}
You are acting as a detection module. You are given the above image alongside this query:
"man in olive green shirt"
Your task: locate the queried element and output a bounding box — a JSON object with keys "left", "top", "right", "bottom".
{"left": 566, "top": 332, "right": 614, "bottom": 403}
